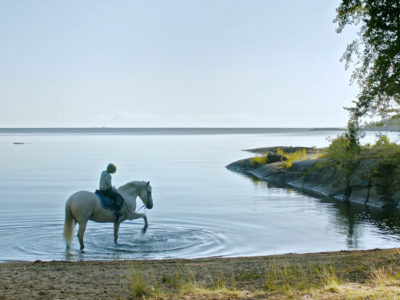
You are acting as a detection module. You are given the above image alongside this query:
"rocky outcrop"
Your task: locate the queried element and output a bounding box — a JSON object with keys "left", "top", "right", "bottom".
{"left": 227, "top": 148, "right": 400, "bottom": 209}
{"left": 245, "top": 146, "right": 320, "bottom": 155}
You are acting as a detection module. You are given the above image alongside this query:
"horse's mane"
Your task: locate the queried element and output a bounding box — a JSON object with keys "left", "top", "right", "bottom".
{"left": 118, "top": 181, "right": 147, "bottom": 194}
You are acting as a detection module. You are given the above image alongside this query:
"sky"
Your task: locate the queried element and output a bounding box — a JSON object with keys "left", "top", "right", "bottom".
{"left": 0, "top": 0, "right": 358, "bottom": 128}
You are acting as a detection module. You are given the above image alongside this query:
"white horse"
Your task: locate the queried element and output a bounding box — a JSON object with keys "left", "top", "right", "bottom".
{"left": 63, "top": 181, "right": 153, "bottom": 250}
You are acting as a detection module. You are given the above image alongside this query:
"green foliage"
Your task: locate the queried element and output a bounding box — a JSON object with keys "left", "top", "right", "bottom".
{"left": 370, "top": 135, "right": 400, "bottom": 201}
{"left": 250, "top": 156, "right": 267, "bottom": 166}
{"left": 277, "top": 147, "right": 307, "bottom": 168}
{"left": 250, "top": 148, "right": 307, "bottom": 168}
{"left": 281, "top": 148, "right": 307, "bottom": 168}
{"left": 368, "top": 265, "right": 400, "bottom": 286}
{"left": 364, "top": 115, "right": 400, "bottom": 129}
{"left": 264, "top": 261, "right": 342, "bottom": 294}
{"left": 374, "top": 133, "right": 392, "bottom": 147}
{"left": 276, "top": 148, "right": 285, "bottom": 156}
{"left": 324, "top": 121, "right": 362, "bottom": 186}
{"left": 129, "top": 269, "right": 151, "bottom": 298}
{"left": 325, "top": 135, "right": 359, "bottom": 180}
{"left": 344, "top": 119, "right": 364, "bottom": 149}
{"left": 325, "top": 131, "right": 400, "bottom": 203}
{"left": 325, "top": 136, "right": 359, "bottom": 162}
{"left": 237, "top": 272, "right": 262, "bottom": 281}
{"left": 123, "top": 252, "right": 400, "bottom": 299}
{"left": 334, "top": 0, "right": 400, "bottom": 121}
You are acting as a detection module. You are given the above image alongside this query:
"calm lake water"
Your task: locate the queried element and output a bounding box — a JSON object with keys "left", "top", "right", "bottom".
{"left": 0, "top": 128, "right": 399, "bottom": 262}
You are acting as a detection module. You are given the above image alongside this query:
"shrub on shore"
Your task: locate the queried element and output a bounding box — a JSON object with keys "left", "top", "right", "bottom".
{"left": 250, "top": 148, "right": 307, "bottom": 168}
{"left": 323, "top": 127, "right": 400, "bottom": 204}
{"left": 370, "top": 135, "right": 400, "bottom": 202}
{"left": 277, "top": 148, "right": 307, "bottom": 168}
{"left": 250, "top": 155, "right": 267, "bottom": 166}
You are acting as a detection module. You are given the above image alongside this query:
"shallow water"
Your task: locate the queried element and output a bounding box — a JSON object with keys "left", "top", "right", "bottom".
{"left": 0, "top": 128, "right": 399, "bottom": 262}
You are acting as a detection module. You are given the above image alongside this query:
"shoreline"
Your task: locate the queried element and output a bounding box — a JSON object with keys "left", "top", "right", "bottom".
{"left": 1, "top": 248, "right": 400, "bottom": 299}
{"left": 227, "top": 146, "right": 400, "bottom": 209}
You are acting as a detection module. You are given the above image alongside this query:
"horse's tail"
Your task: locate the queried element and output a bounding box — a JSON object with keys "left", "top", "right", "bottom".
{"left": 63, "top": 198, "right": 75, "bottom": 249}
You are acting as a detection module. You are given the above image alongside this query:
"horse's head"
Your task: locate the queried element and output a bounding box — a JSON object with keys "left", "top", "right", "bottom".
{"left": 138, "top": 181, "right": 153, "bottom": 209}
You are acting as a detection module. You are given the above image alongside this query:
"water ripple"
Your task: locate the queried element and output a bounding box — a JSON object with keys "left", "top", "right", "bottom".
{"left": 1, "top": 221, "right": 228, "bottom": 262}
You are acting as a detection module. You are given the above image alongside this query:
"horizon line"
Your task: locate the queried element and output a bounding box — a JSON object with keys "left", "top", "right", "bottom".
{"left": 0, "top": 126, "right": 345, "bottom": 130}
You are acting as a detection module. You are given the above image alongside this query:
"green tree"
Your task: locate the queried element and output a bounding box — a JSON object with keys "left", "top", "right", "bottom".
{"left": 334, "top": 0, "right": 400, "bottom": 120}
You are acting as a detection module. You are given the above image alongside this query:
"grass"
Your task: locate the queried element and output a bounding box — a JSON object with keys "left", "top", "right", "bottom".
{"left": 367, "top": 265, "right": 400, "bottom": 286}
{"left": 125, "top": 249, "right": 400, "bottom": 299}
{"left": 250, "top": 155, "right": 267, "bottom": 166}
{"left": 277, "top": 147, "right": 307, "bottom": 168}
{"left": 127, "top": 262, "right": 262, "bottom": 299}
{"left": 263, "top": 260, "right": 342, "bottom": 294}
{"left": 250, "top": 148, "right": 308, "bottom": 168}
{"left": 129, "top": 265, "right": 151, "bottom": 298}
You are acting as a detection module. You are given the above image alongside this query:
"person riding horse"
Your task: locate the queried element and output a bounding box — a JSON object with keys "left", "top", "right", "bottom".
{"left": 98, "top": 163, "right": 124, "bottom": 219}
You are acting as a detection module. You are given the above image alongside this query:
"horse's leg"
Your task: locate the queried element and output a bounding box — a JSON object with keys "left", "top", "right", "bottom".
{"left": 77, "top": 220, "right": 88, "bottom": 250}
{"left": 130, "top": 213, "right": 148, "bottom": 234}
{"left": 114, "top": 222, "right": 120, "bottom": 244}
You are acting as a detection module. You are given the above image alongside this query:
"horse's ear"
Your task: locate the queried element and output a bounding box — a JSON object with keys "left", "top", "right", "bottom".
{"left": 147, "top": 181, "right": 150, "bottom": 186}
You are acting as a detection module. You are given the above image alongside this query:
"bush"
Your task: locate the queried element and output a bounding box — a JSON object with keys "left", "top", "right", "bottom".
{"left": 370, "top": 135, "right": 400, "bottom": 202}
{"left": 278, "top": 148, "right": 307, "bottom": 168}
{"left": 250, "top": 156, "right": 267, "bottom": 166}
{"left": 324, "top": 129, "right": 362, "bottom": 186}
{"left": 129, "top": 267, "right": 151, "bottom": 298}
{"left": 250, "top": 148, "right": 307, "bottom": 168}
{"left": 325, "top": 136, "right": 358, "bottom": 164}
{"left": 324, "top": 132, "right": 400, "bottom": 203}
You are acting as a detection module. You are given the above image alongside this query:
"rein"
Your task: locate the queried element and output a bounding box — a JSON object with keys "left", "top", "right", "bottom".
{"left": 121, "top": 183, "right": 151, "bottom": 217}
{"left": 124, "top": 202, "right": 146, "bottom": 216}
{"left": 137, "top": 204, "right": 146, "bottom": 212}
{"left": 123, "top": 189, "right": 149, "bottom": 216}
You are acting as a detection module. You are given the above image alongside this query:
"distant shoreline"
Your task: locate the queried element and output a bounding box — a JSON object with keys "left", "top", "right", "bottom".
{"left": 0, "top": 127, "right": 339, "bottom": 135}
{"left": 0, "top": 127, "right": 395, "bottom": 135}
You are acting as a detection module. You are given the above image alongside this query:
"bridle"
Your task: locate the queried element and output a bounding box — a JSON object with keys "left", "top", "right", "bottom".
{"left": 124, "top": 185, "right": 151, "bottom": 215}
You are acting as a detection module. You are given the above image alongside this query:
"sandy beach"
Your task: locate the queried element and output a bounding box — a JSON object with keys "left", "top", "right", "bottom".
{"left": 1, "top": 248, "right": 400, "bottom": 299}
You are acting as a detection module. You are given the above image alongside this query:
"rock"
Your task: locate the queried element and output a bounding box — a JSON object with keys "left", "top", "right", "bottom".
{"left": 227, "top": 154, "right": 399, "bottom": 209}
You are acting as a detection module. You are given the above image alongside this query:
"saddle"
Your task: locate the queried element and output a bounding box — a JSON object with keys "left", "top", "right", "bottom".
{"left": 94, "top": 190, "right": 119, "bottom": 212}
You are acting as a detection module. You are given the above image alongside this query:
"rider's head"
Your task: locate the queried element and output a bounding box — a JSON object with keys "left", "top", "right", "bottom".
{"left": 106, "top": 163, "right": 117, "bottom": 174}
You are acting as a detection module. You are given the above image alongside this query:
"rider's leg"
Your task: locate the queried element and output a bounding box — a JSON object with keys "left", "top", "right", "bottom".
{"left": 102, "top": 189, "right": 122, "bottom": 216}
{"left": 114, "top": 222, "right": 120, "bottom": 244}
{"left": 104, "top": 189, "right": 124, "bottom": 217}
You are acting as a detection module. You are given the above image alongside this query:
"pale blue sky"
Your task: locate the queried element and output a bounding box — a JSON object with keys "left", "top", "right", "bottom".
{"left": 0, "top": 1, "right": 357, "bottom": 127}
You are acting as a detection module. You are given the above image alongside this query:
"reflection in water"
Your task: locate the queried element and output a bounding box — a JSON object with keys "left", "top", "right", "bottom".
{"left": 332, "top": 201, "right": 360, "bottom": 248}
{"left": 244, "top": 172, "right": 400, "bottom": 249}
{"left": 330, "top": 201, "right": 400, "bottom": 248}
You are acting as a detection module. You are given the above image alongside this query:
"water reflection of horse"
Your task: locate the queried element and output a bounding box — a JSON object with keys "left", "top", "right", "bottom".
{"left": 63, "top": 181, "right": 153, "bottom": 250}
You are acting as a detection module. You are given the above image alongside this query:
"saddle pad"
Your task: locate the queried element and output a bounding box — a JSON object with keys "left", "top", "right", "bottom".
{"left": 94, "top": 191, "right": 115, "bottom": 211}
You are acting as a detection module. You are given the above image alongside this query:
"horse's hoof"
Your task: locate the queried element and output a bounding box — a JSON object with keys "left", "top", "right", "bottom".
{"left": 141, "top": 227, "right": 148, "bottom": 235}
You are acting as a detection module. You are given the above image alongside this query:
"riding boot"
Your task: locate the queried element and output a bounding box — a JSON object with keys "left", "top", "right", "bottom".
{"left": 114, "top": 209, "right": 122, "bottom": 222}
